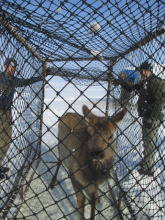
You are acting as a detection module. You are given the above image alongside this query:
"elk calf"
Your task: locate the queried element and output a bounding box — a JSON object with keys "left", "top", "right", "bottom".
{"left": 49, "top": 105, "right": 127, "bottom": 220}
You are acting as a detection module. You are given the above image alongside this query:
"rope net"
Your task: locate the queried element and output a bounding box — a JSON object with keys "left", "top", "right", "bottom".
{"left": 0, "top": 30, "right": 44, "bottom": 217}
{"left": 0, "top": 0, "right": 165, "bottom": 219}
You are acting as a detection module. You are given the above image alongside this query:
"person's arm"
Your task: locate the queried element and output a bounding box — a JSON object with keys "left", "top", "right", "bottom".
{"left": 13, "top": 76, "right": 43, "bottom": 87}
{"left": 112, "top": 77, "right": 144, "bottom": 93}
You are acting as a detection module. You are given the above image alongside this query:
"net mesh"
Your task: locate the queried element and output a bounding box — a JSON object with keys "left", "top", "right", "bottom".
{"left": 0, "top": 0, "right": 165, "bottom": 219}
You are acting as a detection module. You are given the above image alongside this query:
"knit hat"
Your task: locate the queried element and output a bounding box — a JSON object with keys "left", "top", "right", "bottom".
{"left": 4, "top": 58, "right": 17, "bottom": 67}
{"left": 140, "top": 61, "right": 152, "bottom": 72}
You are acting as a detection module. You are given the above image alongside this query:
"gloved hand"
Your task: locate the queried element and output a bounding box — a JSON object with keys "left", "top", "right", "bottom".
{"left": 0, "top": 172, "right": 5, "bottom": 180}
{"left": 143, "top": 118, "right": 154, "bottom": 129}
{"left": 0, "top": 166, "right": 9, "bottom": 180}
{"left": 111, "top": 78, "right": 122, "bottom": 87}
{"left": 112, "top": 77, "right": 133, "bottom": 92}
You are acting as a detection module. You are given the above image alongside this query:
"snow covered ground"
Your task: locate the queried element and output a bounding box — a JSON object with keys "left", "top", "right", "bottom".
{"left": 2, "top": 76, "right": 165, "bottom": 219}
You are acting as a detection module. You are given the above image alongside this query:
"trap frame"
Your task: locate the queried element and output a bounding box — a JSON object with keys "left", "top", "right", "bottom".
{"left": 0, "top": 0, "right": 165, "bottom": 219}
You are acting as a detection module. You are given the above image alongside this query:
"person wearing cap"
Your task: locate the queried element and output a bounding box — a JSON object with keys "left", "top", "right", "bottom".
{"left": 0, "top": 57, "right": 43, "bottom": 180}
{"left": 112, "top": 61, "right": 165, "bottom": 176}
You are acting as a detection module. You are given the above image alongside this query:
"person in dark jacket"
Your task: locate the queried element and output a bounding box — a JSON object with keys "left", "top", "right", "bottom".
{"left": 0, "top": 58, "right": 43, "bottom": 180}
{"left": 112, "top": 61, "right": 165, "bottom": 176}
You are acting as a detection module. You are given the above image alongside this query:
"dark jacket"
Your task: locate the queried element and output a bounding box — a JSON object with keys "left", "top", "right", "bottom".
{"left": 0, "top": 71, "right": 42, "bottom": 108}
{"left": 116, "top": 74, "right": 165, "bottom": 120}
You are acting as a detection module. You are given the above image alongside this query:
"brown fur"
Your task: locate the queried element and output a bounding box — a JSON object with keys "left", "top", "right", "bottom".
{"left": 49, "top": 105, "right": 127, "bottom": 220}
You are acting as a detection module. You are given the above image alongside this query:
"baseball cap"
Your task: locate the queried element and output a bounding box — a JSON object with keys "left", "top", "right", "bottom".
{"left": 4, "top": 58, "right": 17, "bottom": 67}
{"left": 140, "top": 61, "right": 152, "bottom": 72}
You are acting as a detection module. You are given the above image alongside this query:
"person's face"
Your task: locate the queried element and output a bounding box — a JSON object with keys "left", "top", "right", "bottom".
{"left": 4, "top": 65, "right": 16, "bottom": 77}
{"left": 140, "top": 69, "right": 152, "bottom": 80}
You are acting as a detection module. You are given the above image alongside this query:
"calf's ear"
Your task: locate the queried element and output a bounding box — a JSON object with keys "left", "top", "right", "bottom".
{"left": 110, "top": 108, "right": 127, "bottom": 127}
{"left": 82, "top": 105, "right": 96, "bottom": 119}
{"left": 82, "top": 105, "right": 90, "bottom": 116}
{"left": 82, "top": 105, "right": 98, "bottom": 130}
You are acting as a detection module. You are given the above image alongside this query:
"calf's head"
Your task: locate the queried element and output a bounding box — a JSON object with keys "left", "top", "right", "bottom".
{"left": 82, "top": 105, "right": 127, "bottom": 174}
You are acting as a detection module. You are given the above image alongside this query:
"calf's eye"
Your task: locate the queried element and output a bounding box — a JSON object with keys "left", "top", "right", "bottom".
{"left": 109, "top": 134, "right": 113, "bottom": 140}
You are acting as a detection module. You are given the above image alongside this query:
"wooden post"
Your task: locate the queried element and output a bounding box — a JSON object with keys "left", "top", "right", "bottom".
{"left": 106, "top": 60, "right": 114, "bottom": 116}
{"left": 0, "top": 14, "right": 43, "bottom": 61}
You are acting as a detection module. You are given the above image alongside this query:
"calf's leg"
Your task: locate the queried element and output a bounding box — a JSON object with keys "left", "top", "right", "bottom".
{"left": 71, "top": 180, "right": 85, "bottom": 220}
{"left": 90, "top": 191, "right": 98, "bottom": 220}
{"left": 49, "top": 161, "right": 61, "bottom": 189}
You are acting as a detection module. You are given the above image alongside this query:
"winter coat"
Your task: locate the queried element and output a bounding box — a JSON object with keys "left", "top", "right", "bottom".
{"left": 115, "top": 74, "right": 165, "bottom": 121}
{"left": 0, "top": 71, "right": 42, "bottom": 108}
{"left": 136, "top": 74, "right": 165, "bottom": 121}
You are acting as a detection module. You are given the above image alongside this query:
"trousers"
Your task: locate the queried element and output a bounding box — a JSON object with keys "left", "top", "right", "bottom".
{"left": 142, "top": 119, "right": 160, "bottom": 173}
{"left": 0, "top": 108, "right": 12, "bottom": 166}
